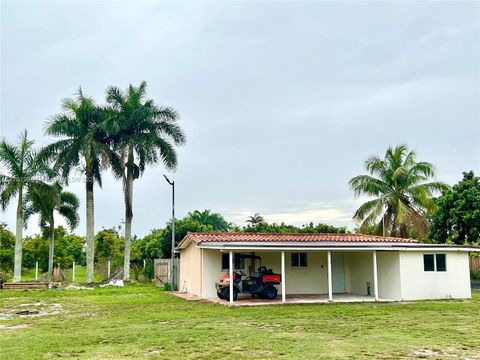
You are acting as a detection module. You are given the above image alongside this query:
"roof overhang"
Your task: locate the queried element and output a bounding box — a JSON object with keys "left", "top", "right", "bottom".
{"left": 196, "top": 242, "right": 480, "bottom": 252}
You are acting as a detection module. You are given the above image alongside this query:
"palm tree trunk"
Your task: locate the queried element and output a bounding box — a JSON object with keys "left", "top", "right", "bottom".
{"left": 85, "top": 168, "right": 95, "bottom": 283}
{"left": 13, "top": 188, "right": 23, "bottom": 283}
{"left": 48, "top": 218, "right": 55, "bottom": 283}
{"left": 123, "top": 149, "right": 134, "bottom": 281}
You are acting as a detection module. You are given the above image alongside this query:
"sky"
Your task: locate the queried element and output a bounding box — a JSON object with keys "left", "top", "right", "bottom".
{"left": 1, "top": 1, "right": 479, "bottom": 237}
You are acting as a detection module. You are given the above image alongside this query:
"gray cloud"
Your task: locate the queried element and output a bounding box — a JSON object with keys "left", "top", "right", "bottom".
{"left": 1, "top": 1, "right": 479, "bottom": 237}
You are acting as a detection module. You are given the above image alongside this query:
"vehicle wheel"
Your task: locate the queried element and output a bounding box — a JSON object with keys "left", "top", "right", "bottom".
{"left": 262, "top": 285, "right": 277, "bottom": 300}
{"left": 222, "top": 287, "right": 238, "bottom": 301}
{"left": 217, "top": 291, "right": 224, "bottom": 300}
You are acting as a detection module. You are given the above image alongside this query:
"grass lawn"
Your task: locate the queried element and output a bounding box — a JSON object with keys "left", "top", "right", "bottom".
{"left": 0, "top": 286, "right": 479, "bottom": 359}
{"left": 19, "top": 265, "right": 105, "bottom": 283}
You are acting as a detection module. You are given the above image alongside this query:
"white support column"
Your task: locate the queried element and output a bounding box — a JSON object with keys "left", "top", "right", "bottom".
{"left": 327, "top": 251, "right": 333, "bottom": 302}
{"left": 373, "top": 251, "right": 379, "bottom": 301}
{"left": 281, "top": 251, "right": 286, "bottom": 303}
{"left": 229, "top": 251, "right": 234, "bottom": 305}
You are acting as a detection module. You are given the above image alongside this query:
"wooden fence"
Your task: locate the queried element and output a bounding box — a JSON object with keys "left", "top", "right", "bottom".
{"left": 154, "top": 259, "right": 179, "bottom": 289}
{"left": 471, "top": 256, "right": 480, "bottom": 273}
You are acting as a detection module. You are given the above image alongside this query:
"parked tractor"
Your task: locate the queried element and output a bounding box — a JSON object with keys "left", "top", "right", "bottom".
{"left": 215, "top": 255, "right": 281, "bottom": 301}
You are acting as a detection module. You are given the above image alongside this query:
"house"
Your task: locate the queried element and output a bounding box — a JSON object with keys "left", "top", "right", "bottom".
{"left": 177, "top": 232, "right": 479, "bottom": 305}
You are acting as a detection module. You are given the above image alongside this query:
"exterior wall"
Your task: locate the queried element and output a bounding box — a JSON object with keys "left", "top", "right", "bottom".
{"left": 344, "top": 252, "right": 374, "bottom": 296}
{"left": 201, "top": 249, "right": 224, "bottom": 299}
{"left": 377, "top": 251, "right": 401, "bottom": 300}
{"left": 399, "top": 251, "right": 471, "bottom": 300}
{"left": 179, "top": 243, "right": 202, "bottom": 296}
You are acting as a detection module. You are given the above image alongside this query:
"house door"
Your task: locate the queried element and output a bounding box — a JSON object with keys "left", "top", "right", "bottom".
{"left": 332, "top": 253, "right": 345, "bottom": 293}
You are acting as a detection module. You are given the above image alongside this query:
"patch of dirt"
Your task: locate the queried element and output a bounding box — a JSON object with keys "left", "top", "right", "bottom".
{"left": 0, "top": 323, "right": 32, "bottom": 330}
{"left": 0, "top": 302, "right": 63, "bottom": 320}
{"left": 408, "top": 348, "right": 480, "bottom": 360}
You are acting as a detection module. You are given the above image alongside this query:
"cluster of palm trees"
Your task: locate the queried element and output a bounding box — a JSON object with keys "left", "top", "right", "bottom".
{"left": 0, "top": 81, "right": 185, "bottom": 283}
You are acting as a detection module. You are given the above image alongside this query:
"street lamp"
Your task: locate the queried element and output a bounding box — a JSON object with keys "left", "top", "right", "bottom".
{"left": 163, "top": 175, "right": 175, "bottom": 289}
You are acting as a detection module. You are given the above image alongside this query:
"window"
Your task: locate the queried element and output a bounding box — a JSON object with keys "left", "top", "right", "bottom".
{"left": 423, "top": 253, "right": 447, "bottom": 272}
{"left": 436, "top": 254, "right": 446, "bottom": 272}
{"left": 423, "top": 254, "right": 435, "bottom": 271}
{"left": 221, "top": 253, "right": 245, "bottom": 271}
{"left": 291, "top": 252, "right": 308, "bottom": 267}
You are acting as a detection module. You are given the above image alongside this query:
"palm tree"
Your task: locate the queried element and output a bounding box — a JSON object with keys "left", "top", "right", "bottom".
{"left": 246, "top": 213, "right": 265, "bottom": 227}
{"left": 42, "top": 89, "right": 112, "bottom": 283}
{"left": 187, "top": 210, "right": 230, "bottom": 231}
{"left": 25, "top": 182, "right": 79, "bottom": 282}
{"left": 348, "top": 144, "right": 449, "bottom": 238}
{"left": 0, "top": 130, "right": 51, "bottom": 282}
{"left": 105, "top": 81, "right": 186, "bottom": 280}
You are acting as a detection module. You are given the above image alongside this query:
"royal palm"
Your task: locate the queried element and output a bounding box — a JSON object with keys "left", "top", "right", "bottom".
{"left": 0, "top": 131, "right": 51, "bottom": 282}
{"left": 26, "top": 182, "right": 79, "bottom": 282}
{"left": 105, "top": 81, "right": 185, "bottom": 280}
{"left": 349, "top": 145, "right": 448, "bottom": 238}
{"left": 42, "top": 90, "right": 112, "bottom": 283}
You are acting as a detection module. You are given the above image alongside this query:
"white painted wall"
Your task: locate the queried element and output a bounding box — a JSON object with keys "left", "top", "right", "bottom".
{"left": 201, "top": 249, "right": 224, "bottom": 298}
{"left": 179, "top": 243, "right": 202, "bottom": 296}
{"left": 344, "top": 252, "right": 374, "bottom": 296}
{"left": 399, "top": 251, "right": 471, "bottom": 300}
{"left": 377, "top": 251, "right": 401, "bottom": 300}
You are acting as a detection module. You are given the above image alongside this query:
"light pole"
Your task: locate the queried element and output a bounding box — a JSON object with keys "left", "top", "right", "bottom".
{"left": 163, "top": 175, "right": 175, "bottom": 289}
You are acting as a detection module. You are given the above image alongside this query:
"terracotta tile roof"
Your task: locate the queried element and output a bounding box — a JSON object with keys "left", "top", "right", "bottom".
{"left": 179, "top": 232, "right": 418, "bottom": 247}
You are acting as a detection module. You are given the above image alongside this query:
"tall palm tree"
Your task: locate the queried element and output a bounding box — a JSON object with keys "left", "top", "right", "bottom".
{"left": 349, "top": 144, "right": 449, "bottom": 238}
{"left": 105, "top": 81, "right": 186, "bottom": 280}
{"left": 25, "top": 182, "right": 79, "bottom": 282}
{"left": 0, "top": 130, "right": 51, "bottom": 282}
{"left": 42, "top": 89, "right": 112, "bottom": 283}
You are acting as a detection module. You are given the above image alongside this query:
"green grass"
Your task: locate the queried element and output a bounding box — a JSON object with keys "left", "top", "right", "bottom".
{"left": 1, "top": 286, "right": 479, "bottom": 359}
{"left": 19, "top": 266, "right": 105, "bottom": 283}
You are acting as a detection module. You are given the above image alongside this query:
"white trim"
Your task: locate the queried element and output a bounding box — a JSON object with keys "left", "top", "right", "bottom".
{"left": 281, "top": 251, "right": 286, "bottom": 303}
{"left": 207, "top": 245, "right": 478, "bottom": 252}
{"left": 229, "top": 251, "right": 233, "bottom": 305}
{"left": 327, "top": 251, "right": 333, "bottom": 301}
{"left": 373, "top": 251, "right": 379, "bottom": 301}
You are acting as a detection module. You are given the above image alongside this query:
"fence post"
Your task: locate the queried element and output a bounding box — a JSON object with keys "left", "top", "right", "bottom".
{"left": 72, "top": 261, "right": 75, "bottom": 283}
{"left": 35, "top": 261, "right": 38, "bottom": 281}
{"left": 143, "top": 259, "right": 146, "bottom": 269}
{"left": 107, "top": 260, "right": 111, "bottom": 278}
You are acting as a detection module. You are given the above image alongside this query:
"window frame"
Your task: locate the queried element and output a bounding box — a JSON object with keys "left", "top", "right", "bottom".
{"left": 423, "top": 253, "right": 447, "bottom": 272}
{"left": 291, "top": 252, "right": 308, "bottom": 268}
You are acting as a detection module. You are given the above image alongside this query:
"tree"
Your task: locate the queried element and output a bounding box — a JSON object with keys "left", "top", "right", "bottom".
{"left": 95, "top": 228, "right": 123, "bottom": 264}
{"left": 246, "top": 213, "right": 265, "bottom": 227}
{"left": 132, "top": 229, "right": 163, "bottom": 260}
{"left": 186, "top": 210, "right": 231, "bottom": 231}
{"left": 42, "top": 89, "right": 112, "bottom": 283}
{"left": 348, "top": 145, "right": 448, "bottom": 238}
{"left": 105, "top": 81, "right": 186, "bottom": 280}
{"left": 429, "top": 171, "right": 480, "bottom": 245}
{"left": 0, "top": 130, "right": 51, "bottom": 282}
{"left": 0, "top": 223, "right": 15, "bottom": 274}
{"left": 26, "top": 182, "right": 79, "bottom": 282}
{"left": 161, "top": 219, "right": 213, "bottom": 259}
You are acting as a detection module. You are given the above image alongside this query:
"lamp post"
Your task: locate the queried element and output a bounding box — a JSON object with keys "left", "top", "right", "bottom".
{"left": 163, "top": 175, "right": 175, "bottom": 289}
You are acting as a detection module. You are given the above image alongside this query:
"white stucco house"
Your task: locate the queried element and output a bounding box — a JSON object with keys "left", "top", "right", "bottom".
{"left": 177, "top": 232, "right": 479, "bottom": 305}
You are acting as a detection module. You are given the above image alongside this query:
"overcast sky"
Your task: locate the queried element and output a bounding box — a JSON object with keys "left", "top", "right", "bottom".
{"left": 1, "top": 1, "right": 479, "bottom": 237}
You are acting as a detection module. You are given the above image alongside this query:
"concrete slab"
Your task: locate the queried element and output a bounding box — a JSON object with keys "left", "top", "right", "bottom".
{"left": 205, "top": 293, "right": 393, "bottom": 306}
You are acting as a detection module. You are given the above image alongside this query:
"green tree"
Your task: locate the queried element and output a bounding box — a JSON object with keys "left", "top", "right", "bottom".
{"left": 132, "top": 229, "right": 163, "bottom": 260}
{"left": 0, "top": 130, "right": 51, "bottom": 282}
{"left": 186, "top": 210, "right": 231, "bottom": 231}
{"left": 95, "top": 228, "right": 123, "bottom": 263}
{"left": 105, "top": 81, "right": 186, "bottom": 280}
{"left": 246, "top": 213, "right": 265, "bottom": 227}
{"left": 42, "top": 89, "right": 112, "bottom": 283}
{"left": 0, "top": 223, "right": 15, "bottom": 274}
{"left": 26, "top": 182, "right": 79, "bottom": 281}
{"left": 349, "top": 145, "right": 448, "bottom": 238}
{"left": 161, "top": 219, "right": 213, "bottom": 258}
{"left": 430, "top": 171, "right": 480, "bottom": 245}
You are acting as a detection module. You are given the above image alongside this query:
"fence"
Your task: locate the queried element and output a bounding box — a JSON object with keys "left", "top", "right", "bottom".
{"left": 471, "top": 256, "right": 480, "bottom": 273}
{"left": 154, "top": 259, "right": 180, "bottom": 290}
